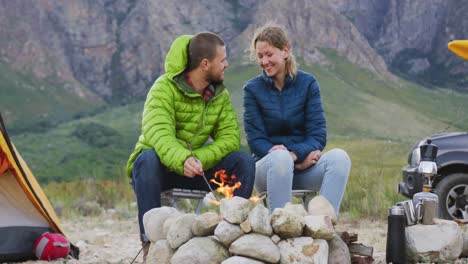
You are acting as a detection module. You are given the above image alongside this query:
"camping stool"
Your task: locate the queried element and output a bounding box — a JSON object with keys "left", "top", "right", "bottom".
{"left": 259, "top": 189, "right": 317, "bottom": 209}
{"left": 161, "top": 188, "right": 208, "bottom": 214}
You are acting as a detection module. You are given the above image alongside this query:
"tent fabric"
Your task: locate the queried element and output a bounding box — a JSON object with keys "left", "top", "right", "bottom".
{"left": 0, "top": 170, "right": 49, "bottom": 227}
{"left": 0, "top": 114, "right": 79, "bottom": 261}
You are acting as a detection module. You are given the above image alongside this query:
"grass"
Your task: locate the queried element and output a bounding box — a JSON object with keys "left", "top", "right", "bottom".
{"left": 0, "top": 62, "right": 103, "bottom": 133}
{"left": 327, "top": 136, "right": 408, "bottom": 219}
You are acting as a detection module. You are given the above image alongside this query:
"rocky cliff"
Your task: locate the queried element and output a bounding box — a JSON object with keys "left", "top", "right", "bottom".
{"left": 2, "top": 0, "right": 464, "bottom": 105}
{"left": 330, "top": 0, "right": 468, "bottom": 89}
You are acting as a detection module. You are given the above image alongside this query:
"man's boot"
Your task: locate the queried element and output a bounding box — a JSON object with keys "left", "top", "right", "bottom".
{"left": 142, "top": 241, "right": 150, "bottom": 264}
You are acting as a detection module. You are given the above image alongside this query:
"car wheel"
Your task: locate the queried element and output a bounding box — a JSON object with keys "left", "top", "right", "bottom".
{"left": 435, "top": 173, "right": 468, "bottom": 220}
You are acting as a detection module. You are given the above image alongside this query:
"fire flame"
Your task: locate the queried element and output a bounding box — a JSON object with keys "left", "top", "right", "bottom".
{"left": 210, "top": 170, "right": 241, "bottom": 199}
{"left": 207, "top": 170, "right": 262, "bottom": 205}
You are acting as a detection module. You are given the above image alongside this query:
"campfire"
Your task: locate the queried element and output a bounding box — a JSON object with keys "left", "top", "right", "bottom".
{"left": 208, "top": 169, "right": 259, "bottom": 205}
{"left": 141, "top": 180, "right": 360, "bottom": 263}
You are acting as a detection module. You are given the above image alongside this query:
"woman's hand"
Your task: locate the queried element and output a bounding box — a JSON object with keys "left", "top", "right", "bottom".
{"left": 268, "top": 145, "right": 297, "bottom": 161}
{"left": 294, "top": 150, "right": 321, "bottom": 170}
{"left": 268, "top": 144, "right": 288, "bottom": 153}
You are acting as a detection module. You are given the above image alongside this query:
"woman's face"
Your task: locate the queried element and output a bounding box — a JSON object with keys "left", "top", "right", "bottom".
{"left": 255, "top": 41, "right": 289, "bottom": 79}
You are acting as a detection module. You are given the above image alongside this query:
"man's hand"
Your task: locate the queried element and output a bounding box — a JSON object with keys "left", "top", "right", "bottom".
{"left": 184, "top": 157, "right": 204, "bottom": 178}
{"left": 295, "top": 150, "right": 321, "bottom": 171}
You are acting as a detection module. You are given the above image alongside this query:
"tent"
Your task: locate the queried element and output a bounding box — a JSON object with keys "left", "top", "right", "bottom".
{"left": 0, "top": 114, "right": 79, "bottom": 262}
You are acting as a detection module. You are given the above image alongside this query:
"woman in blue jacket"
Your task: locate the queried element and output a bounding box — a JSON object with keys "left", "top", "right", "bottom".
{"left": 243, "top": 25, "right": 351, "bottom": 215}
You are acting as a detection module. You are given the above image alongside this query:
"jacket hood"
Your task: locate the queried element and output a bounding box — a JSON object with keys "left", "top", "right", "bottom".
{"left": 165, "top": 35, "right": 193, "bottom": 79}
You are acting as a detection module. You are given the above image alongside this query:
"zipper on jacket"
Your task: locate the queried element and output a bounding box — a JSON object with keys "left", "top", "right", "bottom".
{"left": 189, "top": 98, "right": 212, "bottom": 147}
{"left": 279, "top": 90, "right": 284, "bottom": 122}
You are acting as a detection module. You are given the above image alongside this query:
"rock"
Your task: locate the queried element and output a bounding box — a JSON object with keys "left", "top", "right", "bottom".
{"left": 214, "top": 220, "right": 244, "bottom": 247}
{"left": 327, "top": 235, "right": 351, "bottom": 264}
{"left": 270, "top": 208, "right": 305, "bottom": 239}
{"left": 460, "top": 223, "right": 468, "bottom": 257}
{"left": 312, "top": 239, "right": 329, "bottom": 264}
{"left": 277, "top": 237, "right": 329, "bottom": 264}
{"left": 249, "top": 204, "right": 273, "bottom": 236}
{"left": 406, "top": 219, "right": 463, "bottom": 263}
{"left": 284, "top": 202, "right": 308, "bottom": 217}
{"left": 278, "top": 237, "right": 314, "bottom": 263}
{"left": 229, "top": 233, "right": 280, "bottom": 263}
{"left": 303, "top": 215, "right": 335, "bottom": 240}
{"left": 171, "top": 237, "right": 229, "bottom": 264}
{"left": 167, "top": 213, "right": 196, "bottom": 249}
{"left": 307, "top": 195, "right": 337, "bottom": 225}
{"left": 162, "top": 215, "right": 182, "bottom": 240}
{"left": 143, "top": 207, "right": 181, "bottom": 242}
{"left": 240, "top": 220, "right": 252, "bottom": 233}
{"left": 192, "top": 211, "right": 221, "bottom": 237}
{"left": 221, "top": 256, "right": 266, "bottom": 264}
{"left": 147, "top": 240, "right": 173, "bottom": 264}
{"left": 220, "top": 197, "right": 252, "bottom": 224}
{"left": 278, "top": 237, "right": 327, "bottom": 264}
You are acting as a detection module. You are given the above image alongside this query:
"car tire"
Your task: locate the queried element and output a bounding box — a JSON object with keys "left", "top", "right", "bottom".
{"left": 435, "top": 173, "right": 468, "bottom": 220}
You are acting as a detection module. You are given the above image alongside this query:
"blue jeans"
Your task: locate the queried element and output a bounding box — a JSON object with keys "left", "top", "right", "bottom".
{"left": 255, "top": 148, "right": 351, "bottom": 215}
{"left": 131, "top": 150, "right": 255, "bottom": 241}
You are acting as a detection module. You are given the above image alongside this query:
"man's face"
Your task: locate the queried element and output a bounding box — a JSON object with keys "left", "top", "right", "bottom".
{"left": 206, "top": 45, "right": 228, "bottom": 83}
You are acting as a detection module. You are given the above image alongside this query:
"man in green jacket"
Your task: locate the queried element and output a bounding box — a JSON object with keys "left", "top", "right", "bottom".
{"left": 127, "top": 32, "right": 255, "bottom": 251}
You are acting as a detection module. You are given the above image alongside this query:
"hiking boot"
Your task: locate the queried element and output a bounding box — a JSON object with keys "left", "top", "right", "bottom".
{"left": 142, "top": 241, "right": 150, "bottom": 264}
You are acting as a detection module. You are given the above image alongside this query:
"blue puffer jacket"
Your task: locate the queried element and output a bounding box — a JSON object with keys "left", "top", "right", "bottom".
{"left": 243, "top": 70, "right": 326, "bottom": 162}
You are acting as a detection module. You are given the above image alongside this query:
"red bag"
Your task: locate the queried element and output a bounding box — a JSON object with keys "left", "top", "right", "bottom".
{"left": 33, "top": 232, "right": 70, "bottom": 261}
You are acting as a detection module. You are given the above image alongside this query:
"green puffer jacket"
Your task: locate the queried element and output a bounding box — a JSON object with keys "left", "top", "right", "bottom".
{"left": 126, "top": 35, "right": 240, "bottom": 177}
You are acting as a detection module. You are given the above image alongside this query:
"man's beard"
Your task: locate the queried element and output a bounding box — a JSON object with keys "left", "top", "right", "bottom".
{"left": 206, "top": 71, "right": 223, "bottom": 86}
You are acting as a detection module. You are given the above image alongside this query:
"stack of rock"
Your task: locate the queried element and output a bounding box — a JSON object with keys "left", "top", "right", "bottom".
{"left": 143, "top": 195, "right": 351, "bottom": 264}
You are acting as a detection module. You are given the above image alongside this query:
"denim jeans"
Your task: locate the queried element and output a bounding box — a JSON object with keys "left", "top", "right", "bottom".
{"left": 131, "top": 149, "right": 255, "bottom": 241}
{"left": 255, "top": 148, "right": 351, "bottom": 215}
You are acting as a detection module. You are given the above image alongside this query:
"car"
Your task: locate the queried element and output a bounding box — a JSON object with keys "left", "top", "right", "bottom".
{"left": 399, "top": 132, "right": 468, "bottom": 220}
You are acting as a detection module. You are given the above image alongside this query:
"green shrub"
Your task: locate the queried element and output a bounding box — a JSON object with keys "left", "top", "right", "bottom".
{"left": 72, "top": 122, "right": 121, "bottom": 147}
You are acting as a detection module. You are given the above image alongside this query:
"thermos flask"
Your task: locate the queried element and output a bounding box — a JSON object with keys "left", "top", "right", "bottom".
{"left": 386, "top": 205, "right": 406, "bottom": 264}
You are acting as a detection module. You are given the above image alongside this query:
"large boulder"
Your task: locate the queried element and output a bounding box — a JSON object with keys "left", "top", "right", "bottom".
{"left": 146, "top": 240, "right": 173, "bottom": 264}
{"left": 303, "top": 215, "right": 335, "bottom": 240}
{"left": 214, "top": 220, "right": 244, "bottom": 247}
{"left": 406, "top": 219, "right": 463, "bottom": 263}
{"left": 171, "top": 237, "right": 229, "bottom": 264}
{"left": 220, "top": 197, "right": 252, "bottom": 224}
{"left": 143, "top": 207, "right": 181, "bottom": 242}
{"left": 270, "top": 208, "right": 305, "bottom": 239}
{"left": 192, "top": 211, "right": 220, "bottom": 237}
{"left": 166, "top": 213, "right": 196, "bottom": 249}
{"left": 229, "top": 233, "right": 280, "bottom": 263}
{"left": 221, "top": 256, "right": 266, "bottom": 264}
{"left": 460, "top": 223, "right": 468, "bottom": 257}
{"left": 284, "top": 202, "right": 308, "bottom": 217}
{"left": 307, "top": 195, "right": 337, "bottom": 225}
{"left": 278, "top": 237, "right": 328, "bottom": 264}
{"left": 249, "top": 204, "right": 273, "bottom": 236}
{"left": 327, "top": 235, "right": 351, "bottom": 264}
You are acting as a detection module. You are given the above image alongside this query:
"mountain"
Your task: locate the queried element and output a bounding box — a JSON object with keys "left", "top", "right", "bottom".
{"left": 2, "top": 1, "right": 466, "bottom": 119}
{"left": 330, "top": 0, "right": 468, "bottom": 89}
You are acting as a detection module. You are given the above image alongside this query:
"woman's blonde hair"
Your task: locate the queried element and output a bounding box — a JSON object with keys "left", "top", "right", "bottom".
{"left": 251, "top": 24, "right": 297, "bottom": 78}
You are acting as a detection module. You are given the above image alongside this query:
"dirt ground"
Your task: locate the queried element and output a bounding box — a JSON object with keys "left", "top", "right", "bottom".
{"left": 20, "top": 211, "right": 388, "bottom": 264}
